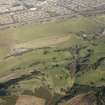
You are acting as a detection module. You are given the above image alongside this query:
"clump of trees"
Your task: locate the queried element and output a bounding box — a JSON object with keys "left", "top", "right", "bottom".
{"left": 69, "top": 45, "right": 93, "bottom": 76}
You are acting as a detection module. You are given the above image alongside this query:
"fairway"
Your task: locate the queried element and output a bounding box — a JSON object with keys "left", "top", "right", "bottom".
{"left": 15, "top": 34, "right": 71, "bottom": 49}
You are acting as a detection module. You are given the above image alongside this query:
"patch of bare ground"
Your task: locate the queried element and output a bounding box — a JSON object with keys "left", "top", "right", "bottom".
{"left": 15, "top": 95, "right": 46, "bottom": 105}
{"left": 59, "top": 92, "right": 97, "bottom": 105}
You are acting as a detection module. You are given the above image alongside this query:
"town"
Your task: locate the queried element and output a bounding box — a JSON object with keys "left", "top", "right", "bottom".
{"left": 0, "top": 0, "right": 105, "bottom": 29}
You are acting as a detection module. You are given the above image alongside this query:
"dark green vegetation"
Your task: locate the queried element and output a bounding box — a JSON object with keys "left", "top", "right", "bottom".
{"left": 0, "top": 15, "right": 105, "bottom": 105}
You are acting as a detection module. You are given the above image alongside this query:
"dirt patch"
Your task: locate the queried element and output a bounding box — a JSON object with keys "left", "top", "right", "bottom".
{"left": 15, "top": 95, "right": 46, "bottom": 105}
{"left": 59, "top": 92, "right": 97, "bottom": 105}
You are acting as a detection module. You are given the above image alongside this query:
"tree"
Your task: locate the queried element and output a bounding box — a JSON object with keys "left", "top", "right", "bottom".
{"left": 69, "top": 45, "right": 81, "bottom": 76}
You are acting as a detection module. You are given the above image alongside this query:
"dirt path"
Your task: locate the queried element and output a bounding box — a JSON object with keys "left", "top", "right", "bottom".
{"left": 15, "top": 35, "right": 71, "bottom": 49}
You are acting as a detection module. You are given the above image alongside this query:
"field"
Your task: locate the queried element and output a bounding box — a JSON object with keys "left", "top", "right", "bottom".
{"left": 0, "top": 15, "right": 105, "bottom": 105}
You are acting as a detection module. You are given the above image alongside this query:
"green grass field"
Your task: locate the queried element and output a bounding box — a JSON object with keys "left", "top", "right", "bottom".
{"left": 76, "top": 69, "right": 105, "bottom": 87}
{"left": 0, "top": 15, "right": 105, "bottom": 95}
{"left": 0, "top": 16, "right": 103, "bottom": 57}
